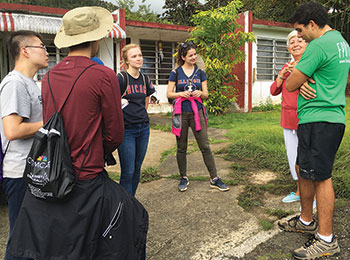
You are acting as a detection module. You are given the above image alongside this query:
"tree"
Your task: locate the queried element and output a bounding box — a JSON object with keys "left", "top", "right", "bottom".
{"left": 322, "top": 0, "right": 350, "bottom": 42}
{"left": 190, "top": 0, "right": 255, "bottom": 115}
{"left": 2, "top": 0, "right": 117, "bottom": 12}
{"left": 202, "top": 0, "right": 232, "bottom": 9}
{"left": 117, "top": 0, "right": 160, "bottom": 23}
{"left": 162, "top": 0, "right": 203, "bottom": 26}
{"left": 240, "top": 0, "right": 298, "bottom": 23}
{"left": 239, "top": 0, "right": 350, "bottom": 42}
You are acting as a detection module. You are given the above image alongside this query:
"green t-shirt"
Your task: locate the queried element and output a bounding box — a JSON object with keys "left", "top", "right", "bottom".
{"left": 296, "top": 30, "right": 350, "bottom": 125}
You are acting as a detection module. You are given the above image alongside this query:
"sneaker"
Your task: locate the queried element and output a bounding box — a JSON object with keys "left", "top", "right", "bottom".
{"left": 278, "top": 215, "right": 317, "bottom": 234}
{"left": 210, "top": 177, "right": 229, "bottom": 192}
{"left": 178, "top": 177, "right": 189, "bottom": 192}
{"left": 293, "top": 234, "right": 340, "bottom": 259}
{"left": 282, "top": 192, "right": 300, "bottom": 203}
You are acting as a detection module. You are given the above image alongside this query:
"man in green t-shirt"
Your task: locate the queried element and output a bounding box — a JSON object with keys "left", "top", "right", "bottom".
{"left": 277, "top": 2, "right": 350, "bottom": 259}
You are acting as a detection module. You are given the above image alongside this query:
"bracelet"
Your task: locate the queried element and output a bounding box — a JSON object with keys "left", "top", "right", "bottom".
{"left": 278, "top": 74, "right": 286, "bottom": 80}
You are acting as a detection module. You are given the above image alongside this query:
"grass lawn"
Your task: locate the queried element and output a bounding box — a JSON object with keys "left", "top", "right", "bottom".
{"left": 209, "top": 99, "right": 350, "bottom": 199}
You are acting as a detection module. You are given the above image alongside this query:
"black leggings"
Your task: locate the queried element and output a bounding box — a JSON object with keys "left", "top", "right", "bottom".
{"left": 176, "top": 110, "right": 217, "bottom": 179}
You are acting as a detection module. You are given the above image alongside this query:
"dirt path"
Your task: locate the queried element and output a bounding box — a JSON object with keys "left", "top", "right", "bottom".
{"left": 1, "top": 115, "right": 349, "bottom": 259}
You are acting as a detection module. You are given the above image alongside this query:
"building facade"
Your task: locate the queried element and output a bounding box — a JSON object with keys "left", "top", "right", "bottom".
{"left": 0, "top": 4, "right": 293, "bottom": 112}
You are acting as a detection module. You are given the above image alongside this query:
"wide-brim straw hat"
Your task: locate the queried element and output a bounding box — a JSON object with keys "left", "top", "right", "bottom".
{"left": 55, "top": 6, "right": 113, "bottom": 49}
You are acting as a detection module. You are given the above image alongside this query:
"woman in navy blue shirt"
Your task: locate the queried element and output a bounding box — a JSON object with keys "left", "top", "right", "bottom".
{"left": 167, "top": 42, "right": 229, "bottom": 192}
{"left": 117, "top": 44, "right": 155, "bottom": 196}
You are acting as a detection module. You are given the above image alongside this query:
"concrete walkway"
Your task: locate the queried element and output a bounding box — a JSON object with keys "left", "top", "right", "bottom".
{"left": 134, "top": 116, "right": 296, "bottom": 259}
{"left": 1, "top": 114, "right": 348, "bottom": 259}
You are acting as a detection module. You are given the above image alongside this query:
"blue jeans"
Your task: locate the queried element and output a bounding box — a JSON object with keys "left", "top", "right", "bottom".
{"left": 2, "top": 178, "right": 28, "bottom": 260}
{"left": 118, "top": 124, "right": 150, "bottom": 196}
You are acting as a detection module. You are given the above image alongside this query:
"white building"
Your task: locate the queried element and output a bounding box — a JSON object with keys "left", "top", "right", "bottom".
{"left": 0, "top": 4, "right": 294, "bottom": 112}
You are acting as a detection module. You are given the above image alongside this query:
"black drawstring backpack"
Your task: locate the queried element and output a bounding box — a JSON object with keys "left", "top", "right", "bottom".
{"left": 24, "top": 64, "right": 96, "bottom": 201}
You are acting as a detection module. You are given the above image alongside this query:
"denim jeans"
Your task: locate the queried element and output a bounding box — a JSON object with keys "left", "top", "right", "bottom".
{"left": 2, "top": 178, "right": 28, "bottom": 260}
{"left": 118, "top": 124, "right": 150, "bottom": 196}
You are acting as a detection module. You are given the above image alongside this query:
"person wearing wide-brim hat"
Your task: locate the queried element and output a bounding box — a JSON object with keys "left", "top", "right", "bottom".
{"left": 9, "top": 6, "right": 148, "bottom": 259}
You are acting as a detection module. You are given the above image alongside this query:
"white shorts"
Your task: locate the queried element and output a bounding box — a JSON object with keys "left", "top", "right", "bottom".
{"left": 283, "top": 128, "right": 298, "bottom": 180}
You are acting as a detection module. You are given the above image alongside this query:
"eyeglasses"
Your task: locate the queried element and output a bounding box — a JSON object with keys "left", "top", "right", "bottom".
{"left": 180, "top": 41, "right": 195, "bottom": 49}
{"left": 25, "top": 45, "right": 47, "bottom": 51}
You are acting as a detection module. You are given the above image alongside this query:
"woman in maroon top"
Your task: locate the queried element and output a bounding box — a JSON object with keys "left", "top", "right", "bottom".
{"left": 270, "top": 30, "right": 307, "bottom": 203}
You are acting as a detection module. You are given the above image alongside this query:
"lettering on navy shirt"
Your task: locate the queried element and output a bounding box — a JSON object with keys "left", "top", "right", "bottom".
{"left": 127, "top": 83, "right": 147, "bottom": 95}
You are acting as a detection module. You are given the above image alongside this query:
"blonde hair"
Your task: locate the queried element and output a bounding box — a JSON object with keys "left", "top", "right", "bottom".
{"left": 121, "top": 43, "right": 141, "bottom": 69}
{"left": 287, "top": 30, "right": 298, "bottom": 47}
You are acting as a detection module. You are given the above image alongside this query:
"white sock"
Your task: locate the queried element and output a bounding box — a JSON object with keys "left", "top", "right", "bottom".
{"left": 299, "top": 216, "right": 312, "bottom": 226}
{"left": 318, "top": 233, "right": 333, "bottom": 243}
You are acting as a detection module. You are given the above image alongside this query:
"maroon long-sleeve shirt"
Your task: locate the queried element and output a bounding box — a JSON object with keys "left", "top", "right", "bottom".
{"left": 41, "top": 56, "right": 124, "bottom": 180}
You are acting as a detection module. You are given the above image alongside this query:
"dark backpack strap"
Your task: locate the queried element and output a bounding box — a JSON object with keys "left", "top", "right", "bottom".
{"left": 46, "top": 63, "right": 96, "bottom": 179}
{"left": 47, "top": 63, "right": 96, "bottom": 113}
{"left": 2, "top": 141, "right": 10, "bottom": 159}
{"left": 4, "top": 141, "right": 10, "bottom": 154}
{"left": 118, "top": 71, "right": 129, "bottom": 97}
{"left": 141, "top": 72, "right": 151, "bottom": 92}
{"left": 141, "top": 73, "right": 146, "bottom": 88}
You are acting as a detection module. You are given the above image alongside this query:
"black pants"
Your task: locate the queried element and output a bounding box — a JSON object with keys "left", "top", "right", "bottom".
{"left": 9, "top": 170, "right": 148, "bottom": 260}
{"left": 176, "top": 110, "right": 217, "bottom": 179}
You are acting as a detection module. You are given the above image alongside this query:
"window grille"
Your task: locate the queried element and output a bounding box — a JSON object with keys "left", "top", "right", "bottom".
{"left": 256, "top": 38, "right": 291, "bottom": 80}
{"left": 140, "top": 40, "right": 176, "bottom": 85}
{"left": 36, "top": 43, "right": 68, "bottom": 81}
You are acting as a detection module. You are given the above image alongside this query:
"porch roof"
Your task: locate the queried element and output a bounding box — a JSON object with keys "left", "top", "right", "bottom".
{"left": 0, "top": 12, "right": 126, "bottom": 39}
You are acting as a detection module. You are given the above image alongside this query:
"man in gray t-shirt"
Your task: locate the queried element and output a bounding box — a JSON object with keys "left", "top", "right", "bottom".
{"left": 0, "top": 30, "right": 48, "bottom": 260}
{"left": 0, "top": 71, "right": 42, "bottom": 178}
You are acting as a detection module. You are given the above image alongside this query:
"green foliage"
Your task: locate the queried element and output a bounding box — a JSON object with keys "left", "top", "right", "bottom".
{"left": 4, "top": 0, "right": 161, "bottom": 23}
{"left": 265, "top": 208, "right": 293, "bottom": 219}
{"left": 166, "top": 174, "right": 209, "bottom": 182}
{"left": 239, "top": 0, "right": 350, "bottom": 42}
{"left": 240, "top": 0, "right": 298, "bottom": 23}
{"left": 203, "top": 89, "right": 235, "bottom": 116}
{"left": 259, "top": 218, "right": 274, "bottom": 231}
{"left": 160, "top": 146, "right": 177, "bottom": 162}
{"left": 117, "top": 0, "right": 161, "bottom": 23}
{"left": 230, "top": 162, "right": 248, "bottom": 173}
{"left": 237, "top": 185, "right": 265, "bottom": 210}
{"left": 202, "top": 0, "right": 232, "bottom": 10}
{"left": 3, "top": 0, "right": 117, "bottom": 12}
{"left": 208, "top": 138, "right": 226, "bottom": 144}
{"left": 323, "top": 0, "right": 350, "bottom": 43}
{"left": 252, "top": 102, "right": 281, "bottom": 112}
{"left": 150, "top": 123, "right": 171, "bottom": 132}
{"left": 190, "top": 1, "right": 255, "bottom": 115}
{"left": 161, "top": 0, "right": 203, "bottom": 26}
{"left": 140, "top": 166, "right": 161, "bottom": 183}
{"left": 262, "top": 180, "right": 295, "bottom": 196}
{"left": 107, "top": 171, "right": 120, "bottom": 181}
{"left": 208, "top": 98, "right": 350, "bottom": 199}
{"left": 209, "top": 109, "right": 289, "bottom": 175}
{"left": 228, "top": 162, "right": 251, "bottom": 185}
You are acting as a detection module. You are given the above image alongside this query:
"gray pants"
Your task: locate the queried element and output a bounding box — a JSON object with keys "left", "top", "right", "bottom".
{"left": 176, "top": 110, "right": 217, "bottom": 179}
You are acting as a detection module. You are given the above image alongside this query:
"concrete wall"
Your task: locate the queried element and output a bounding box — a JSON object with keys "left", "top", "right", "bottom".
{"left": 99, "top": 38, "right": 115, "bottom": 70}
{"left": 251, "top": 27, "right": 292, "bottom": 107}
